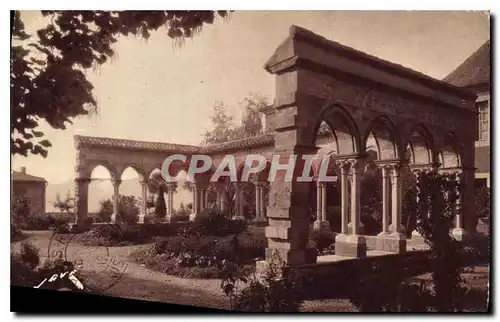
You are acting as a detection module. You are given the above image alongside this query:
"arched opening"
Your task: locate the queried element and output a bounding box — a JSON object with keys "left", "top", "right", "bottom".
{"left": 118, "top": 167, "right": 142, "bottom": 225}
{"left": 174, "top": 169, "right": 194, "bottom": 219}
{"left": 360, "top": 117, "right": 399, "bottom": 236}
{"left": 440, "top": 132, "right": 461, "bottom": 168}
{"left": 88, "top": 165, "right": 114, "bottom": 223}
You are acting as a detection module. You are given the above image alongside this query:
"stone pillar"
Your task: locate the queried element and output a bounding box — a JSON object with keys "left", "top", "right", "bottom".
{"left": 165, "top": 183, "right": 175, "bottom": 223}
{"left": 111, "top": 179, "right": 121, "bottom": 224}
{"left": 233, "top": 183, "right": 245, "bottom": 220}
{"left": 340, "top": 161, "right": 350, "bottom": 235}
{"left": 189, "top": 184, "right": 198, "bottom": 221}
{"left": 336, "top": 159, "right": 366, "bottom": 258}
{"left": 378, "top": 164, "right": 406, "bottom": 253}
{"left": 313, "top": 182, "right": 329, "bottom": 229}
{"left": 138, "top": 180, "right": 148, "bottom": 224}
{"left": 256, "top": 144, "right": 318, "bottom": 271}
{"left": 253, "top": 182, "right": 267, "bottom": 225}
{"left": 215, "top": 183, "right": 225, "bottom": 213}
{"left": 378, "top": 165, "right": 391, "bottom": 235}
{"left": 452, "top": 171, "right": 467, "bottom": 240}
{"left": 74, "top": 177, "right": 91, "bottom": 230}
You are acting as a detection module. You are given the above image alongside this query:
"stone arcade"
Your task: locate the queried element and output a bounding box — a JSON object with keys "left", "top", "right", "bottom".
{"left": 74, "top": 26, "right": 478, "bottom": 268}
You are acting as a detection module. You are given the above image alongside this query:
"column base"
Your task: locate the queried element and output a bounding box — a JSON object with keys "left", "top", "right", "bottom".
{"left": 411, "top": 230, "right": 426, "bottom": 246}
{"left": 251, "top": 217, "right": 268, "bottom": 226}
{"left": 389, "top": 223, "right": 407, "bottom": 235}
{"left": 376, "top": 232, "right": 406, "bottom": 253}
{"left": 347, "top": 222, "right": 365, "bottom": 235}
{"left": 313, "top": 220, "right": 330, "bottom": 230}
{"left": 335, "top": 234, "right": 367, "bottom": 258}
{"left": 189, "top": 213, "right": 197, "bottom": 222}
{"left": 260, "top": 247, "right": 317, "bottom": 268}
{"left": 452, "top": 228, "right": 468, "bottom": 241}
{"left": 163, "top": 215, "right": 172, "bottom": 223}
{"left": 110, "top": 214, "right": 117, "bottom": 224}
{"left": 137, "top": 214, "right": 145, "bottom": 224}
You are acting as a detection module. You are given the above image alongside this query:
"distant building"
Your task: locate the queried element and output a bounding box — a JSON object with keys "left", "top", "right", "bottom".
{"left": 11, "top": 167, "right": 47, "bottom": 217}
{"left": 443, "top": 40, "right": 491, "bottom": 188}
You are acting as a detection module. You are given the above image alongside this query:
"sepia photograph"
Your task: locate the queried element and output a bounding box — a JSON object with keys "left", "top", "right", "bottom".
{"left": 10, "top": 9, "right": 491, "bottom": 313}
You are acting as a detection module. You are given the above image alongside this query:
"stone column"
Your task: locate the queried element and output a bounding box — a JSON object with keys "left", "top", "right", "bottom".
{"left": 336, "top": 159, "right": 366, "bottom": 258}
{"left": 138, "top": 180, "right": 148, "bottom": 224}
{"left": 452, "top": 171, "right": 467, "bottom": 240}
{"left": 390, "top": 165, "right": 402, "bottom": 234}
{"left": 259, "top": 183, "right": 267, "bottom": 221}
{"left": 215, "top": 183, "right": 224, "bottom": 213}
{"left": 385, "top": 164, "right": 406, "bottom": 253}
{"left": 165, "top": 183, "right": 175, "bottom": 223}
{"left": 111, "top": 179, "right": 121, "bottom": 224}
{"left": 74, "top": 177, "right": 91, "bottom": 229}
{"left": 189, "top": 184, "right": 197, "bottom": 221}
{"left": 253, "top": 182, "right": 267, "bottom": 225}
{"left": 233, "top": 183, "right": 245, "bottom": 220}
{"left": 340, "top": 161, "right": 350, "bottom": 235}
{"left": 313, "top": 182, "right": 329, "bottom": 229}
{"left": 378, "top": 165, "right": 391, "bottom": 235}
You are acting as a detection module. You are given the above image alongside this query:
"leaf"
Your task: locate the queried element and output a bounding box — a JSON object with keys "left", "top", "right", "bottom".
{"left": 32, "top": 130, "right": 44, "bottom": 137}
{"left": 39, "top": 139, "right": 52, "bottom": 148}
{"left": 223, "top": 283, "right": 234, "bottom": 296}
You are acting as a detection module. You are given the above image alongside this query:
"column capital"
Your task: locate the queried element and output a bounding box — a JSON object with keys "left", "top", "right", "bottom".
{"left": 337, "top": 160, "right": 351, "bottom": 173}
{"left": 75, "top": 177, "right": 91, "bottom": 184}
{"left": 316, "top": 181, "right": 326, "bottom": 188}
{"left": 255, "top": 181, "right": 267, "bottom": 188}
{"left": 165, "top": 182, "right": 177, "bottom": 189}
{"left": 111, "top": 178, "right": 122, "bottom": 186}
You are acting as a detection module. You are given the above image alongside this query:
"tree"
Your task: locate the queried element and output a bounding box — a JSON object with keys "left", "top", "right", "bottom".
{"left": 97, "top": 199, "right": 113, "bottom": 223}
{"left": 52, "top": 190, "right": 75, "bottom": 213}
{"left": 475, "top": 185, "right": 490, "bottom": 219}
{"left": 201, "top": 94, "right": 269, "bottom": 218}
{"left": 155, "top": 185, "right": 167, "bottom": 219}
{"left": 201, "top": 93, "right": 268, "bottom": 145}
{"left": 119, "top": 195, "right": 140, "bottom": 225}
{"left": 11, "top": 10, "right": 231, "bottom": 157}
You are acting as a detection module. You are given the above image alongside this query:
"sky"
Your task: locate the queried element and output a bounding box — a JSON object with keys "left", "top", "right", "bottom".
{"left": 12, "top": 10, "right": 490, "bottom": 184}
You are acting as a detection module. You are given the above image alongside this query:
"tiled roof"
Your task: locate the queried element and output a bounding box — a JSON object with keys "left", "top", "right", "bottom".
{"left": 75, "top": 128, "right": 337, "bottom": 156}
{"left": 74, "top": 135, "right": 200, "bottom": 153}
{"left": 443, "top": 40, "right": 490, "bottom": 88}
{"left": 201, "top": 133, "right": 275, "bottom": 154}
{"left": 12, "top": 171, "right": 46, "bottom": 183}
{"left": 475, "top": 145, "right": 490, "bottom": 173}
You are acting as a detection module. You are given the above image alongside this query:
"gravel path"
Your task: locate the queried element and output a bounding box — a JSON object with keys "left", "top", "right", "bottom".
{"left": 11, "top": 230, "right": 229, "bottom": 309}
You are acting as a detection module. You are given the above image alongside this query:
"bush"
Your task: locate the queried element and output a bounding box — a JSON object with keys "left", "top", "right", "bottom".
{"left": 11, "top": 223, "right": 25, "bottom": 241}
{"left": 54, "top": 222, "right": 71, "bottom": 234}
{"left": 132, "top": 228, "right": 267, "bottom": 279}
{"left": 221, "top": 256, "right": 304, "bottom": 312}
{"left": 309, "top": 227, "right": 335, "bottom": 254}
{"left": 180, "top": 208, "right": 247, "bottom": 237}
{"left": 17, "top": 215, "right": 52, "bottom": 230}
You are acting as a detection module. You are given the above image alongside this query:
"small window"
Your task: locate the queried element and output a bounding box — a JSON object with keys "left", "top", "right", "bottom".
{"left": 477, "top": 100, "right": 489, "bottom": 142}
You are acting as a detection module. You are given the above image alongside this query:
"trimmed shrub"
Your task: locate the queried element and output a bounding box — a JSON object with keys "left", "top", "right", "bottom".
{"left": 309, "top": 227, "right": 335, "bottom": 253}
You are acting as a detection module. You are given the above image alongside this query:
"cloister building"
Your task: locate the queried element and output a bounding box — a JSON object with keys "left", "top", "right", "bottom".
{"left": 74, "top": 26, "right": 479, "bottom": 267}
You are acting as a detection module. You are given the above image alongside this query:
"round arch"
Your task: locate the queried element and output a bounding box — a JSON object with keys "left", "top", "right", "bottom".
{"left": 311, "top": 103, "right": 362, "bottom": 156}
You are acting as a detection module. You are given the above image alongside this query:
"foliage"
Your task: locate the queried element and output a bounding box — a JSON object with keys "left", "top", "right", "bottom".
{"left": 11, "top": 242, "right": 88, "bottom": 292}
{"left": 132, "top": 228, "right": 266, "bottom": 279}
{"left": 201, "top": 93, "right": 268, "bottom": 146}
{"left": 97, "top": 194, "right": 140, "bottom": 224}
{"left": 118, "top": 195, "right": 140, "bottom": 225}
{"left": 52, "top": 191, "right": 75, "bottom": 213}
{"left": 309, "top": 226, "right": 335, "bottom": 254}
{"left": 220, "top": 254, "right": 303, "bottom": 312}
{"left": 154, "top": 186, "right": 167, "bottom": 219}
{"left": 97, "top": 199, "right": 113, "bottom": 223}
{"left": 413, "top": 170, "right": 466, "bottom": 312}
{"left": 474, "top": 186, "right": 490, "bottom": 219}
{"left": 11, "top": 10, "right": 231, "bottom": 157}
{"left": 11, "top": 222, "right": 26, "bottom": 241}
{"left": 179, "top": 208, "right": 247, "bottom": 237}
